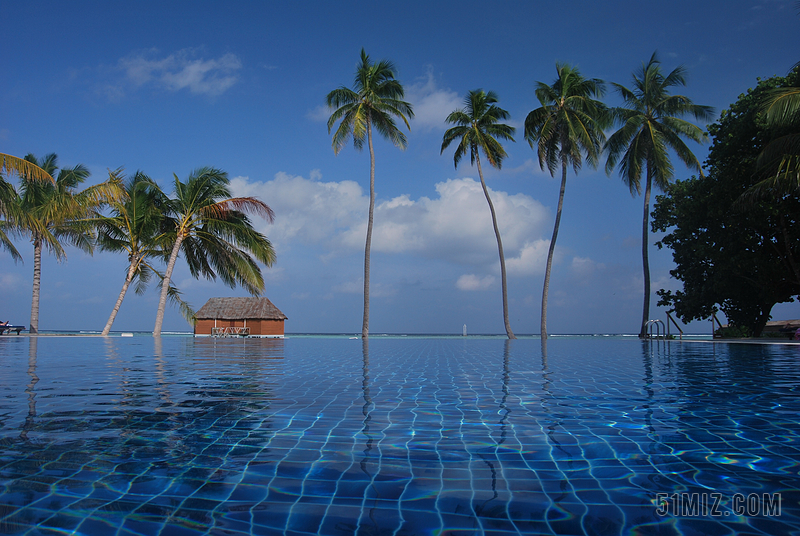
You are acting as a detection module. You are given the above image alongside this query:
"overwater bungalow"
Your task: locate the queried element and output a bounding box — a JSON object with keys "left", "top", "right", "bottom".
{"left": 194, "top": 297, "right": 287, "bottom": 338}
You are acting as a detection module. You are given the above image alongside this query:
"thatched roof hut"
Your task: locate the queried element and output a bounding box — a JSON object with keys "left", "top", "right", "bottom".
{"left": 195, "top": 297, "right": 287, "bottom": 338}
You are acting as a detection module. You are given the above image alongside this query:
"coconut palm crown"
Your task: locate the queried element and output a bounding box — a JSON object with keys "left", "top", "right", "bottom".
{"left": 16, "top": 153, "right": 122, "bottom": 333}
{"left": 750, "top": 68, "right": 800, "bottom": 197}
{"left": 326, "top": 48, "right": 413, "bottom": 339}
{"left": 441, "top": 89, "right": 516, "bottom": 339}
{"left": 95, "top": 170, "right": 193, "bottom": 335}
{"left": 152, "top": 167, "right": 276, "bottom": 336}
{"left": 524, "top": 63, "right": 609, "bottom": 339}
{"left": 604, "top": 52, "right": 713, "bottom": 338}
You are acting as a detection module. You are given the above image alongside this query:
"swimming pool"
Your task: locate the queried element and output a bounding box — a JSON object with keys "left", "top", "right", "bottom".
{"left": 0, "top": 336, "right": 798, "bottom": 535}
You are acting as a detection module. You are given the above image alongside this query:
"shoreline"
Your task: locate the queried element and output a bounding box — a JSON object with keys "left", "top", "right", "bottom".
{"left": 2, "top": 332, "right": 799, "bottom": 344}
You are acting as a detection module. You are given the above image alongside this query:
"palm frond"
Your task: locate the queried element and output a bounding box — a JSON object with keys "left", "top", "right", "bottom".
{"left": 759, "top": 86, "right": 800, "bottom": 126}
{"left": 1, "top": 153, "right": 54, "bottom": 183}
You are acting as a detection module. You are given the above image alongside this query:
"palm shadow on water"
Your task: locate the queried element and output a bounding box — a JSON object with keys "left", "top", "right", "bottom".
{"left": 472, "top": 338, "right": 514, "bottom": 527}
{"left": 21, "top": 337, "right": 38, "bottom": 442}
{"left": 358, "top": 337, "right": 381, "bottom": 535}
{"left": 537, "top": 336, "right": 599, "bottom": 535}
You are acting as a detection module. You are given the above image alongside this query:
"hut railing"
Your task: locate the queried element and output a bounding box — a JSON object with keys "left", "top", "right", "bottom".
{"left": 211, "top": 326, "right": 251, "bottom": 337}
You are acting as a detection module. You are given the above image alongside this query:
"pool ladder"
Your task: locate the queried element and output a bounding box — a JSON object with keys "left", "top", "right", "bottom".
{"left": 645, "top": 319, "right": 666, "bottom": 339}
{"left": 646, "top": 313, "right": 684, "bottom": 340}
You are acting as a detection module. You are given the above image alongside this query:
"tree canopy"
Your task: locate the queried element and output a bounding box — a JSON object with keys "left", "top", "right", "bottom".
{"left": 652, "top": 71, "right": 800, "bottom": 336}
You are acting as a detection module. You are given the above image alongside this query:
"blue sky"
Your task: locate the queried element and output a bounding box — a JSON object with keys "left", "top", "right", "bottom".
{"left": 2, "top": 0, "right": 798, "bottom": 334}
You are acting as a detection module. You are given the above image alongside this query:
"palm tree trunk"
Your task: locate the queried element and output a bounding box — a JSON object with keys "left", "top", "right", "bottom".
{"left": 639, "top": 165, "right": 653, "bottom": 339}
{"left": 153, "top": 235, "right": 184, "bottom": 336}
{"left": 476, "top": 155, "right": 515, "bottom": 339}
{"left": 29, "top": 236, "right": 42, "bottom": 334}
{"left": 102, "top": 255, "right": 140, "bottom": 336}
{"left": 362, "top": 120, "right": 375, "bottom": 339}
{"left": 541, "top": 157, "right": 569, "bottom": 340}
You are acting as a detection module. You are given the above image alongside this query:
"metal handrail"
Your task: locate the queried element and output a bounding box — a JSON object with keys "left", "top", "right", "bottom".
{"left": 665, "top": 312, "right": 683, "bottom": 340}
{"left": 711, "top": 313, "right": 723, "bottom": 338}
{"left": 645, "top": 319, "right": 666, "bottom": 340}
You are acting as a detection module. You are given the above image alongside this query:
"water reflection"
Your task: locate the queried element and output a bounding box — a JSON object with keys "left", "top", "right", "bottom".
{"left": 359, "top": 337, "right": 380, "bottom": 534}
{"left": 2, "top": 337, "right": 798, "bottom": 535}
{"left": 473, "top": 339, "right": 513, "bottom": 520}
{"left": 21, "top": 337, "right": 38, "bottom": 441}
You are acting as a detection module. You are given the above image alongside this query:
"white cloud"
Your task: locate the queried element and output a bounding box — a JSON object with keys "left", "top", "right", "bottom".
{"left": 0, "top": 273, "right": 23, "bottom": 291}
{"left": 506, "top": 240, "right": 551, "bottom": 276}
{"left": 230, "top": 172, "right": 366, "bottom": 249}
{"left": 307, "top": 105, "right": 332, "bottom": 122}
{"left": 456, "top": 274, "right": 495, "bottom": 291}
{"left": 405, "top": 66, "right": 462, "bottom": 132}
{"left": 118, "top": 48, "right": 242, "bottom": 96}
{"left": 571, "top": 256, "right": 605, "bottom": 277}
{"left": 333, "top": 280, "right": 362, "bottom": 294}
{"left": 230, "top": 173, "right": 551, "bottom": 270}
{"left": 333, "top": 279, "right": 396, "bottom": 298}
{"left": 503, "top": 158, "right": 553, "bottom": 178}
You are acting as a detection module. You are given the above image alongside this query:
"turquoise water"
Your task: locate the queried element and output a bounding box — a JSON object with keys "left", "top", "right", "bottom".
{"left": 0, "top": 336, "right": 797, "bottom": 535}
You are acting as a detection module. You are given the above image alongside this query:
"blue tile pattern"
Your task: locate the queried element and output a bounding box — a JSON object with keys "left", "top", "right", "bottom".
{"left": 0, "top": 336, "right": 798, "bottom": 535}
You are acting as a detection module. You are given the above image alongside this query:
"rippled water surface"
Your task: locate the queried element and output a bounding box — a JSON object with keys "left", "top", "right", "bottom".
{"left": 0, "top": 336, "right": 798, "bottom": 535}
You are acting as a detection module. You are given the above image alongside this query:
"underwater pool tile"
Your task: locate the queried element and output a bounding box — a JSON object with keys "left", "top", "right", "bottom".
{"left": 3, "top": 337, "right": 800, "bottom": 534}
{"left": 284, "top": 502, "right": 329, "bottom": 533}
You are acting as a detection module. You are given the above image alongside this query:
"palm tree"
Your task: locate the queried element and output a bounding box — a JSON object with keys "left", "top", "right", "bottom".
{"left": 441, "top": 90, "right": 517, "bottom": 339}
{"left": 1, "top": 153, "right": 53, "bottom": 261}
{"left": 326, "top": 49, "right": 414, "bottom": 339}
{"left": 524, "top": 63, "right": 609, "bottom": 340}
{"left": 153, "top": 167, "right": 276, "bottom": 336}
{"left": 17, "top": 153, "right": 121, "bottom": 333}
{"left": 751, "top": 71, "right": 800, "bottom": 197}
{"left": 95, "top": 170, "right": 193, "bottom": 336}
{"left": 604, "top": 53, "right": 713, "bottom": 338}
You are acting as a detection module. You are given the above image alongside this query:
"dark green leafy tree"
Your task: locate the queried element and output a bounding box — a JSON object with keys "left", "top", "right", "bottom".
{"left": 153, "top": 167, "right": 276, "bottom": 336}
{"left": 524, "top": 63, "right": 608, "bottom": 339}
{"left": 605, "top": 53, "right": 713, "bottom": 338}
{"left": 441, "top": 90, "right": 516, "bottom": 339}
{"left": 653, "top": 73, "right": 800, "bottom": 337}
{"left": 327, "top": 49, "right": 413, "bottom": 339}
{"left": 16, "top": 153, "right": 121, "bottom": 333}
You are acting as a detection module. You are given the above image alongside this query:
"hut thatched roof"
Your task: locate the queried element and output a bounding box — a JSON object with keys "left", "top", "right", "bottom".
{"left": 195, "top": 297, "right": 287, "bottom": 320}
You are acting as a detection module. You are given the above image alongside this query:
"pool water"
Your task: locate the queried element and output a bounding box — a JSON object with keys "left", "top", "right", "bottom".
{"left": 0, "top": 336, "right": 798, "bottom": 535}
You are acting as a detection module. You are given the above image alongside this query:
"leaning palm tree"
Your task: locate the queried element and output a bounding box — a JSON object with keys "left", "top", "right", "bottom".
{"left": 95, "top": 170, "right": 193, "bottom": 335}
{"left": 604, "top": 53, "right": 713, "bottom": 338}
{"left": 525, "top": 63, "right": 609, "bottom": 339}
{"left": 326, "top": 49, "right": 414, "bottom": 339}
{"left": 152, "top": 167, "right": 276, "bottom": 336}
{"left": 0, "top": 153, "right": 53, "bottom": 261}
{"left": 441, "top": 90, "right": 516, "bottom": 339}
{"left": 17, "top": 153, "right": 122, "bottom": 333}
